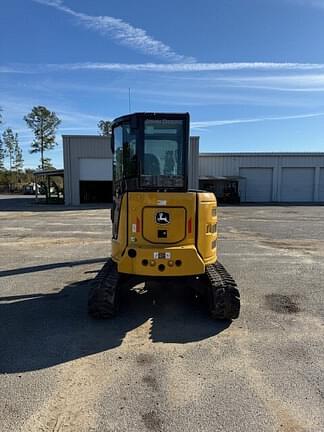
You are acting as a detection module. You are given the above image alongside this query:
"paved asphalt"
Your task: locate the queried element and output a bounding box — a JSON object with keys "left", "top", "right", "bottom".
{"left": 0, "top": 196, "right": 323, "bottom": 432}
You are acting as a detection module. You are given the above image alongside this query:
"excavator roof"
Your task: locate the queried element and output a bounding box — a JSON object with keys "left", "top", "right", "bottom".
{"left": 111, "top": 112, "right": 189, "bottom": 128}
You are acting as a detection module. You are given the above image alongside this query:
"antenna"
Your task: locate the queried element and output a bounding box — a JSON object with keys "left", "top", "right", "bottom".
{"left": 128, "top": 88, "right": 131, "bottom": 113}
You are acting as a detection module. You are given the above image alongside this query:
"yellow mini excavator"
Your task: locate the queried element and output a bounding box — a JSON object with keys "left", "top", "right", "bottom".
{"left": 88, "top": 112, "right": 240, "bottom": 320}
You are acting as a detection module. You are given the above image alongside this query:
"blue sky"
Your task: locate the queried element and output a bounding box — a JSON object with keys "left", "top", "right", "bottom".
{"left": 1, "top": 0, "right": 324, "bottom": 168}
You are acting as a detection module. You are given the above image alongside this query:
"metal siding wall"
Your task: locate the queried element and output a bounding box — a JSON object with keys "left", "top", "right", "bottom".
{"left": 199, "top": 153, "right": 324, "bottom": 202}
{"left": 63, "top": 136, "right": 72, "bottom": 205}
{"left": 279, "top": 155, "right": 322, "bottom": 167}
{"left": 79, "top": 158, "right": 113, "bottom": 180}
{"left": 64, "top": 136, "right": 112, "bottom": 205}
{"left": 64, "top": 145, "right": 324, "bottom": 204}
{"left": 199, "top": 156, "right": 232, "bottom": 176}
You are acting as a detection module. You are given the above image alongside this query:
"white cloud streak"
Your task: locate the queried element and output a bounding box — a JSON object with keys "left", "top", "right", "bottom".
{"left": 191, "top": 112, "right": 324, "bottom": 129}
{"left": 189, "top": 74, "right": 324, "bottom": 92}
{"left": 45, "top": 61, "right": 324, "bottom": 72}
{"left": 3, "top": 61, "right": 324, "bottom": 74}
{"left": 32, "top": 0, "right": 193, "bottom": 62}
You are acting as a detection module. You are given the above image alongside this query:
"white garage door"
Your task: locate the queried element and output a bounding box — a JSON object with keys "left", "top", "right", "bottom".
{"left": 239, "top": 168, "right": 273, "bottom": 202}
{"left": 79, "top": 158, "right": 112, "bottom": 181}
{"left": 281, "top": 168, "right": 314, "bottom": 202}
{"left": 319, "top": 168, "right": 324, "bottom": 202}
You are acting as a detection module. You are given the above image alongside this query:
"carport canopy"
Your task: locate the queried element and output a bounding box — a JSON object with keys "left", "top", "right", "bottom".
{"left": 34, "top": 169, "right": 64, "bottom": 203}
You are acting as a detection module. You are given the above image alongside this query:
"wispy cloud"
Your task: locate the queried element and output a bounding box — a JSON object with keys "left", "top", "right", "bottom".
{"left": 54, "top": 62, "right": 324, "bottom": 72}
{"left": 290, "top": 0, "right": 324, "bottom": 10}
{"left": 186, "top": 74, "right": 324, "bottom": 92}
{"left": 0, "top": 95, "right": 106, "bottom": 167}
{"left": 32, "top": 0, "right": 193, "bottom": 62}
{"left": 191, "top": 112, "right": 324, "bottom": 129}
{"left": 3, "top": 61, "right": 324, "bottom": 74}
{"left": 0, "top": 66, "right": 24, "bottom": 74}
{"left": 0, "top": 95, "right": 106, "bottom": 140}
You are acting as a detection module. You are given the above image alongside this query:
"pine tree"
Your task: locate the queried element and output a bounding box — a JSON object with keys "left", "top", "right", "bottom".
{"left": 2, "top": 128, "right": 16, "bottom": 170}
{"left": 0, "top": 138, "right": 5, "bottom": 171}
{"left": 24, "top": 106, "right": 61, "bottom": 170}
{"left": 37, "top": 158, "right": 55, "bottom": 171}
{"left": 13, "top": 136, "right": 24, "bottom": 172}
{"left": 2, "top": 128, "right": 18, "bottom": 191}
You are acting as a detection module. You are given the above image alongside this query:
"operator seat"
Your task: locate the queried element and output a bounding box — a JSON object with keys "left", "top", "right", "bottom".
{"left": 144, "top": 153, "right": 161, "bottom": 175}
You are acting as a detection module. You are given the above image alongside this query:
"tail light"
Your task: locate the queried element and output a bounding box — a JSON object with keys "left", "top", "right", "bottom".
{"left": 188, "top": 217, "right": 192, "bottom": 234}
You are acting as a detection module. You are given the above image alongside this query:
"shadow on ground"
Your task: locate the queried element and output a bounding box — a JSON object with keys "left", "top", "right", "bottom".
{"left": 0, "top": 258, "right": 108, "bottom": 278}
{"left": 0, "top": 279, "right": 230, "bottom": 373}
{"left": 0, "top": 196, "right": 111, "bottom": 212}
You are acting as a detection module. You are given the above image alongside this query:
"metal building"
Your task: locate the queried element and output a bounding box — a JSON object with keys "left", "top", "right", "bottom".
{"left": 63, "top": 135, "right": 113, "bottom": 205}
{"left": 62, "top": 134, "right": 324, "bottom": 204}
{"left": 63, "top": 135, "right": 199, "bottom": 205}
{"left": 199, "top": 152, "right": 324, "bottom": 203}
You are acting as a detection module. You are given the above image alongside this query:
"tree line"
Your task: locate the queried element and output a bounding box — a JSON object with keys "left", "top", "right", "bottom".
{"left": 0, "top": 105, "right": 112, "bottom": 192}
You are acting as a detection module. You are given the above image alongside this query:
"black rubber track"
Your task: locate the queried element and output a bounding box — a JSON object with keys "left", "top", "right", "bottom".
{"left": 88, "top": 258, "right": 120, "bottom": 319}
{"left": 206, "top": 261, "right": 240, "bottom": 320}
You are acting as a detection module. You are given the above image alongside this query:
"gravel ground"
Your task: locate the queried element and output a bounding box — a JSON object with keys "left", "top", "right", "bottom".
{"left": 0, "top": 196, "right": 323, "bottom": 432}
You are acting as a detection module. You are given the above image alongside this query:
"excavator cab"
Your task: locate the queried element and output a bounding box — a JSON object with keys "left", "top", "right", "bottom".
{"left": 88, "top": 113, "right": 240, "bottom": 321}
{"left": 112, "top": 112, "right": 188, "bottom": 191}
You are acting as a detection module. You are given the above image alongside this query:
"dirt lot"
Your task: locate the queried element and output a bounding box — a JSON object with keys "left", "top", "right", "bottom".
{"left": 0, "top": 196, "right": 323, "bottom": 432}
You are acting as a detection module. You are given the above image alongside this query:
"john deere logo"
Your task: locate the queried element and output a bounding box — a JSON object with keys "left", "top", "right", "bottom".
{"left": 156, "top": 212, "right": 170, "bottom": 224}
